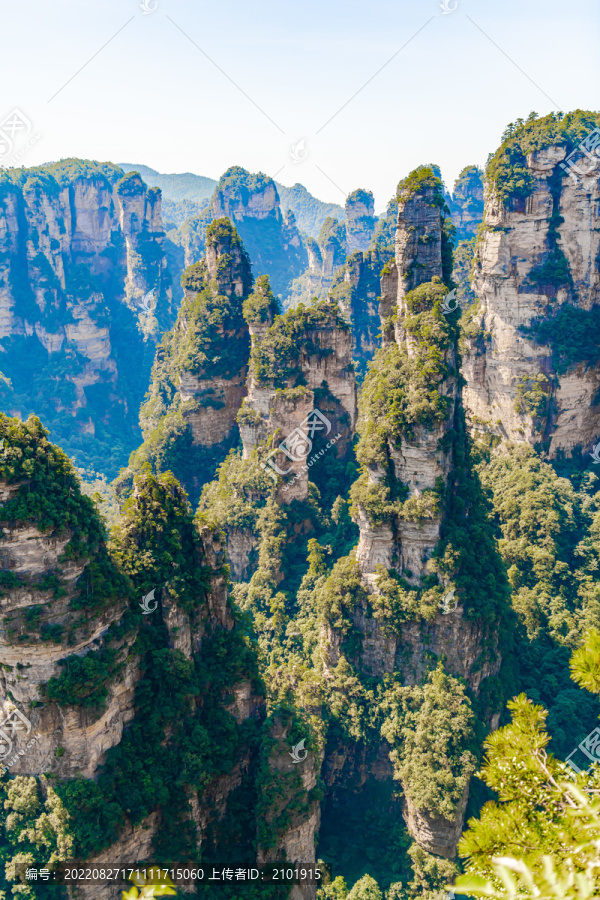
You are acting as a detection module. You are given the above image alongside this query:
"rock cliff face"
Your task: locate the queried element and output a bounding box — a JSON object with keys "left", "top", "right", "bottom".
{"left": 328, "top": 250, "right": 382, "bottom": 380}
{"left": 0, "top": 429, "right": 299, "bottom": 895}
{"left": 356, "top": 169, "right": 456, "bottom": 586}
{"left": 257, "top": 713, "right": 321, "bottom": 900}
{"left": 345, "top": 190, "right": 376, "bottom": 254}
{"left": 238, "top": 299, "right": 355, "bottom": 503}
{"left": 0, "top": 160, "right": 173, "bottom": 476}
{"left": 288, "top": 217, "right": 347, "bottom": 308}
{"left": 448, "top": 165, "right": 484, "bottom": 241}
{"left": 394, "top": 177, "right": 445, "bottom": 318}
{"left": 331, "top": 167, "right": 505, "bottom": 862}
{"left": 211, "top": 167, "right": 308, "bottom": 300}
{"left": 115, "top": 218, "right": 252, "bottom": 505}
{"left": 170, "top": 206, "right": 213, "bottom": 268}
{"left": 0, "top": 418, "right": 135, "bottom": 783}
{"left": 462, "top": 136, "right": 600, "bottom": 457}
{"left": 290, "top": 188, "right": 377, "bottom": 311}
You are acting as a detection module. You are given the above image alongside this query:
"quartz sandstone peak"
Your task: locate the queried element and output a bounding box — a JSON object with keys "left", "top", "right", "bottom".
{"left": 211, "top": 166, "right": 307, "bottom": 299}
{"left": 239, "top": 298, "right": 356, "bottom": 505}
{"left": 0, "top": 160, "right": 172, "bottom": 470}
{"left": 462, "top": 122, "right": 600, "bottom": 457}
{"left": 337, "top": 165, "right": 503, "bottom": 862}
{"left": 116, "top": 218, "right": 252, "bottom": 503}
{"left": 345, "top": 188, "right": 376, "bottom": 254}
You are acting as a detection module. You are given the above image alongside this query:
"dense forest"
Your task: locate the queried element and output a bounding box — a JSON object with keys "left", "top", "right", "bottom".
{"left": 0, "top": 109, "right": 599, "bottom": 900}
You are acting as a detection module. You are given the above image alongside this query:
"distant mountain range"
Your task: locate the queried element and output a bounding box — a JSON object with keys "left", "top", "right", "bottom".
{"left": 118, "top": 163, "right": 217, "bottom": 202}
{"left": 119, "top": 163, "right": 345, "bottom": 237}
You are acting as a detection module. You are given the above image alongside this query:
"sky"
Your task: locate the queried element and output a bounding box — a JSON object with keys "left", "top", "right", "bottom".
{"left": 1, "top": 0, "right": 599, "bottom": 213}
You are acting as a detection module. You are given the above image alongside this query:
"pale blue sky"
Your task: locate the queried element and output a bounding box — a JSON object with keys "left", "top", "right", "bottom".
{"left": 2, "top": 0, "right": 599, "bottom": 212}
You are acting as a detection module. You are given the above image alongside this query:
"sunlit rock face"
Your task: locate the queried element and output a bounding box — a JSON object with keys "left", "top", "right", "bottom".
{"left": 462, "top": 145, "right": 600, "bottom": 456}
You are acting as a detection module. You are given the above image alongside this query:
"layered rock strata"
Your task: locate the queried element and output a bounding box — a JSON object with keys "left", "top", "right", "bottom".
{"left": 0, "top": 161, "right": 172, "bottom": 471}
{"left": 462, "top": 141, "right": 600, "bottom": 456}
{"left": 116, "top": 218, "right": 252, "bottom": 502}
{"left": 0, "top": 419, "right": 134, "bottom": 781}
{"left": 337, "top": 167, "right": 502, "bottom": 861}
{"left": 238, "top": 299, "right": 356, "bottom": 503}
{"left": 345, "top": 189, "right": 376, "bottom": 253}
{"left": 357, "top": 169, "right": 456, "bottom": 585}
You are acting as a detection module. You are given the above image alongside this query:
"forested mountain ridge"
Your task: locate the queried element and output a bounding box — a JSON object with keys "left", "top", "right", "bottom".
{"left": 0, "top": 110, "right": 600, "bottom": 900}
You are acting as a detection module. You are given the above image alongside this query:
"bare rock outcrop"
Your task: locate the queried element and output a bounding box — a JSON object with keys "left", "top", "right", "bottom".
{"left": 345, "top": 189, "right": 376, "bottom": 254}
{"left": 0, "top": 161, "right": 172, "bottom": 463}
{"left": 462, "top": 135, "right": 600, "bottom": 457}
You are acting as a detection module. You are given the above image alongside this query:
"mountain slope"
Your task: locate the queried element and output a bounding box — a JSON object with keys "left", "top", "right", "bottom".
{"left": 119, "top": 164, "right": 217, "bottom": 202}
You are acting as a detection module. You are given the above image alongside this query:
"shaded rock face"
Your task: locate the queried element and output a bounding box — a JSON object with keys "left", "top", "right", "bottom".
{"left": 180, "top": 372, "right": 248, "bottom": 448}
{"left": 118, "top": 219, "right": 252, "bottom": 504}
{"left": 403, "top": 785, "right": 469, "bottom": 859}
{"left": 345, "top": 189, "right": 376, "bottom": 254}
{"left": 462, "top": 148, "right": 600, "bottom": 456}
{"left": 347, "top": 172, "right": 494, "bottom": 860}
{"left": 448, "top": 165, "right": 484, "bottom": 241}
{"left": 211, "top": 167, "right": 308, "bottom": 300}
{"left": 395, "top": 182, "right": 444, "bottom": 313}
{"left": 239, "top": 304, "right": 356, "bottom": 504}
{"left": 257, "top": 715, "right": 321, "bottom": 900}
{"left": 173, "top": 206, "right": 213, "bottom": 267}
{"left": 328, "top": 250, "right": 382, "bottom": 380}
{"left": 176, "top": 227, "right": 251, "bottom": 449}
{"left": 226, "top": 528, "right": 259, "bottom": 581}
{"left": 377, "top": 178, "right": 447, "bottom": 347}
{"left": 288, "top": 217, "right": 350, "bottom": 308}
{"left": 0, "top": 162, "right": 173, "bottom": 474}
{"left": 77, "top": 812, "right": 160, "bottom": 900}
{"left": 169, "top": 170, "right": 313, "bottom": 306}
{"left": 357, "top": 183, "right": 457, "bottom": 586}
{"left": 92, "top": 528, "right": 264, "bottom": 893}
{"left": 396, "top": 608, "right": 499, "bottom": 692}
{"left": 0, "top": 480, "right": 266, "bottom": 892}
{"left": 0, "top": 484, "right": 135, "bottom": 781}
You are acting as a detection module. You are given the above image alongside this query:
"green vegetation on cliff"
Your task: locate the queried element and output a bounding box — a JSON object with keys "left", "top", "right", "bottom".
{"left": 243, "top": 275, "right": 282, "bottom": 326}
{"left": 486, "top": 109, "right": 600, "bottom": 205}
{"left": 328, "top": 251, "right": 383, "bottom": 381}
{"left": 477, "top": 443, "right": 600, "bottom": 759}
{"left": 449, "top": 166, "right": 484, "bottom": 242}
{"left": 250, "top": 299, "right": 350, "bottom": 389}
{"left": 382, "top": 665, "right": 477, "bottom": 821}
{"left": 276, "top": 182, "right": 345, "bottom": 238}
{"left": 352, "top": 278, "right": 455, "bottom": 476}
{"left": 212, "top": 167, "right": 308, "bottom": 299}
{"left": 115, "top": 219, "right": 252, "bottom": 503}
{"left": 456, "top": 629, "right": 600, "bottom": 899}
{"left": 318, "top": 217, "right": 348, "bottom": 270}
{"left": 0, "top": 413, "right": 130, "bottom": 615}
{"left": 52, "top": 471, "right": 264, "bottom": 866}
{"left": 0, "top": 158, "right": 173, "bottom": 479}
{"left": 397, "top": 166, "right": 447, "bottom": 206}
